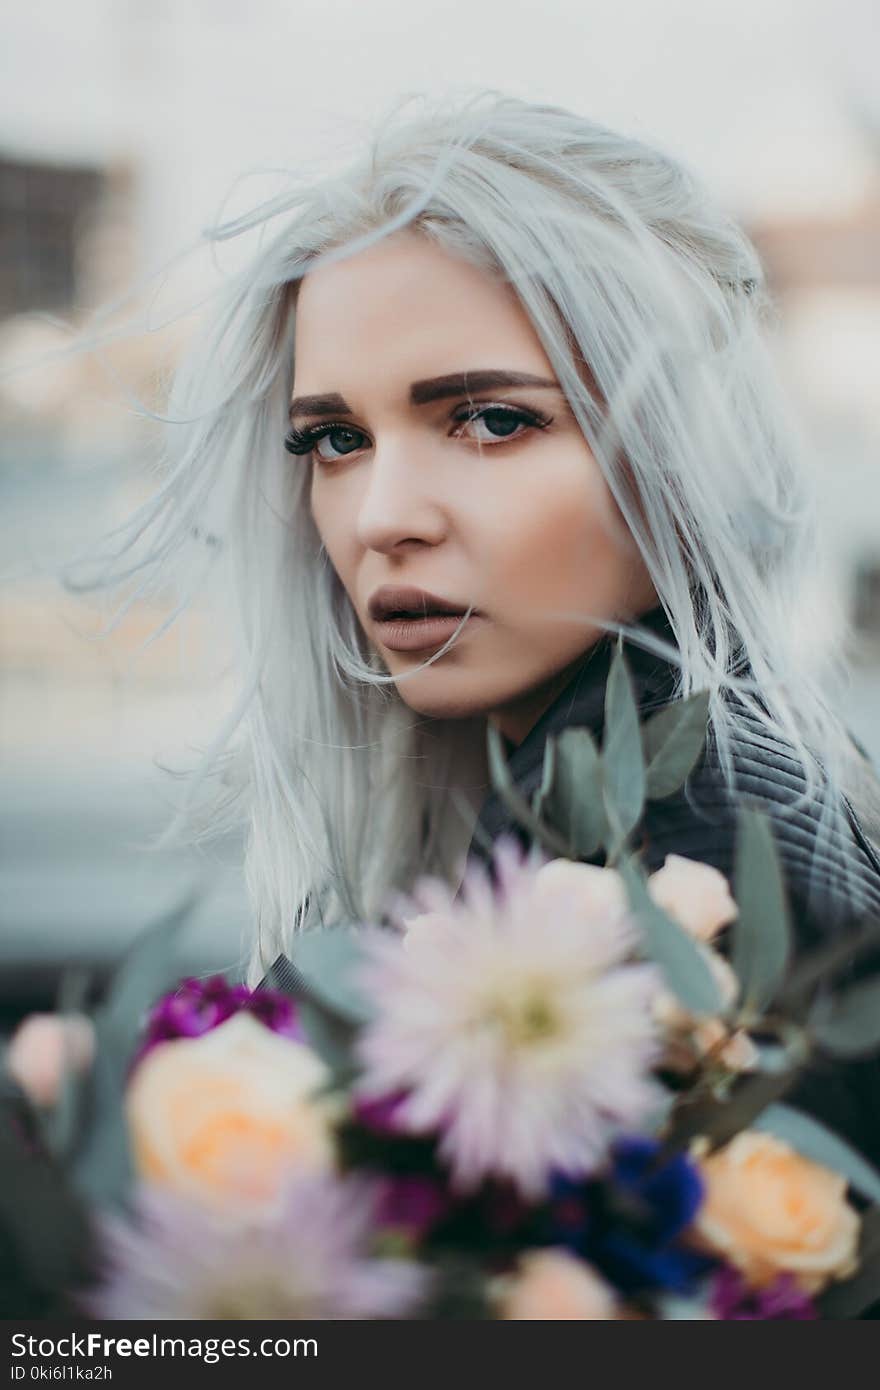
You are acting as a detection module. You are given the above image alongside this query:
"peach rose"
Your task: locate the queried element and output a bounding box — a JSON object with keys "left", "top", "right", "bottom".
{"left": 5, "top": 1012, "right": 95, "bottom": 1108}
{"left": 691, "top": 1017, "right": 759, "bottom": 1073}
{"left": 126, "top": 1013, "right": 336, "bottom": 1218}
{"left": 655, "top": 946, "right": 758, "bottom": 1074}
{"left": 497, "top": 1249, "right": 619, "bottom": 1320}
{"left": 647, "top": 854, "right": 738, "bottom": 943}
{"left": 405, "top": 861, "right": 629, "bottom": 944}
{"left": 693, "top": 1131, "right": 861, "bottom": 1293}
{"left": 533, "top": 859, "right": 629, "bottom": 920}
{"left": 654, "top": 944, "right": 739, "bottom": 1023}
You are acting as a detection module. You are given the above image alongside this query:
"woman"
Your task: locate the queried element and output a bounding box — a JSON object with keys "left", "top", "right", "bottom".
{"left": 86, "top": 90, "right": 880, "bottom": 1156}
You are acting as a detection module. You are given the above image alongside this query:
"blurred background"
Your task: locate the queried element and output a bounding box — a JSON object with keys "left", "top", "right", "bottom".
{"left": 2, "top": 0, "right": 880, "bottom": 1024}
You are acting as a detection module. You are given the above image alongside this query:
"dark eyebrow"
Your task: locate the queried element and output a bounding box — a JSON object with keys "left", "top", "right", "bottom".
{"left": 288, "top": 370, "right": 560, "bottom": 423}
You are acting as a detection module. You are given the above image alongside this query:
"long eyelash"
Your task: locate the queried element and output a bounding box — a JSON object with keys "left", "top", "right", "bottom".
{"left": 450, "top": 403, "right": 553, "bottom": 435}
{"left": 284, "top": 424, "right": 328, "bottom": 456}
{"left": 282, "top": 404, "right": 553, "bottom": 457}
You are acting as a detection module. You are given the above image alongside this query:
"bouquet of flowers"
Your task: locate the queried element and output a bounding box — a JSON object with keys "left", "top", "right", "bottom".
{"left": 5, "top": 644, "right": 880, "bottom": 1320}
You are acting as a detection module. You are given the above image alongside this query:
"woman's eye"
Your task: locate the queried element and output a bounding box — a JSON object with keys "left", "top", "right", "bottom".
{"left": 312, "top": 426, "right": 367, "bottom": 463}
{"left": 453, "top": 406, "right": 549, "bottom": 444}
{"left": 283, "top": 423, "right": 367, "bottom": 462}
{"left": 284, "top": 404, "right": 550, "bottom": 463}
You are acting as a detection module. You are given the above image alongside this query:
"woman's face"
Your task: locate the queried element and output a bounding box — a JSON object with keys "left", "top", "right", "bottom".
{"left": 290, "top": 229, "right": 656, "bottom": 746}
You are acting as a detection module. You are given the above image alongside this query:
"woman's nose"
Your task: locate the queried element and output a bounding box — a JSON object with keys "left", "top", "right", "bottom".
{"left": 354, "top": 442, "right": 448, "bottom": 553}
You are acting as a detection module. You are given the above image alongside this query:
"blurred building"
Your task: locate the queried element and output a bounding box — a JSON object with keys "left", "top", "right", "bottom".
{"left": 751, "top": 188, "right": 880, "bottom": 743}
{"left": 0, "top": 132, "right": 249, "bottom": 1017}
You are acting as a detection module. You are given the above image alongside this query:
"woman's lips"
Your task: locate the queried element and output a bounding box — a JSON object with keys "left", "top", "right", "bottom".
{"left": 375, "top": 613, "right": 483, "bottom": 652}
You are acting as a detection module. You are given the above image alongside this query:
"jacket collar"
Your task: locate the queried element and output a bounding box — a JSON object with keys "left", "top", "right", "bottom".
{"left": 467, "top": 603, "right": 681, "bottom": 863}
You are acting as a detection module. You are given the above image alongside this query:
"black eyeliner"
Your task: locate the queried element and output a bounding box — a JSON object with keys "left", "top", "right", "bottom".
{"left": 283, "top": 401, "right": 552, "bottom": 458}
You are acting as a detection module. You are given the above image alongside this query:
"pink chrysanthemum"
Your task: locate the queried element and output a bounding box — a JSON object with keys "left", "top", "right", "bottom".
{"left": 84, "top": 1174, "right": 429, "bottom": 1320}
{"left": 355, "top": 836, "right": 665, "bottom": 1198}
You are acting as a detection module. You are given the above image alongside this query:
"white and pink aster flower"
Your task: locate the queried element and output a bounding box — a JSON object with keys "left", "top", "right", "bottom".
{"left": 85, "top": 1172, "right": 429, "bottom": 1320}
{"left": 355, "top": 836, "right": 665, "bottom": 1199}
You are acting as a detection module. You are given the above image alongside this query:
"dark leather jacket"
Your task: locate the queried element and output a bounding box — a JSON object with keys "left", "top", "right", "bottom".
{"left": 463, "top": 603, "right": 880, "bottom": 1168}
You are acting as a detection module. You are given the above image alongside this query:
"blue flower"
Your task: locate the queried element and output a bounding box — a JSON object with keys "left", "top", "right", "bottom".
{"left": 547, "top": 1137, "right": 716, "bottom": 1296}
{"left": 611, "top": 1136, "right": 704, "bottom": 1241}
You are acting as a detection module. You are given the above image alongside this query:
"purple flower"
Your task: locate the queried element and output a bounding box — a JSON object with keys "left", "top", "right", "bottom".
{"left": 353, "top": 1091, "right": 411, "bottom": 1136}
{"left": 375, "top": 1175, "right": 454, "bottom": 1239}
{"left": 711, "top": 1266, "right": 819, "bottom": 1320}
{"left": 134, "top": 975, "right": 302, "bottom": 1068}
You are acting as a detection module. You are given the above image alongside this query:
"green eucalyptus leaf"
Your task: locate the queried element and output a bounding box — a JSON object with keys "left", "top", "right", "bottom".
{"left": 530, "top": 739, "right": 557, "bottom": 822}
{"left": 655, "top": 1293, "right": 715, "bottom": 1320}
{"left": 486, "top": 722, "right": 573, "bottom": 858}
{"left": 99, "top": 891, "right": 199, "bottom": 1060}
{"left": 661, "top": 1066, "right": 801, "bottom": 1159}
{"left": 68, "top": 1038, "right": 133, "bottom": 1209}
{"left": 292, "top": 926, "right": 375, "bottom": 1026}
{"left": 818, "top": 1207, "right": 880, "bottom": 1319}
{"left": 732, "top": 807, "right": 792, "bottom": 1013}
{"left": 543, "top": 728, "right": 606, "bottom": 858}
{"left": 750, "top": 1041, "right": 793, "bottom": 1075}
{"left": 297, "top": 1000, "right": 360, "bottom": 1087}
{"left": 428, "top": 1257, "right": 494, "bottom": 1319}
{"left": 755, "top": 1103, "right": 880, "bottom": 1205}
{"left": 620, "top": 858, "right": 722, "bottom": 1015}
{"left": 642, "top": 689, "right": 711, "bottom": 800}
{"left": 602, "top": 645, "right": 645, "bottom": 851}
{"left": 810, "top": 977, "right": 880, "bottom": 1058}
{"left": 39, "top": 969, "right": 92, "bottom": 1163}
{"left": 642, "top": 1083, "right": 676, "bottom": 1137}
{"left": 71, "top": 893, "right": 198, "bottom": 1209}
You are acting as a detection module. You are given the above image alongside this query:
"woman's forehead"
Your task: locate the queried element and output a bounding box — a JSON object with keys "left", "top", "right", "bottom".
{"left": 292, "top": 231, "right": 554, "bottom": 405}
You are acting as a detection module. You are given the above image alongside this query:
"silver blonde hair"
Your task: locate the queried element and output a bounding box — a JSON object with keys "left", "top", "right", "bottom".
{"left": 65, "top": 88, "right": 868, "bottom": 980}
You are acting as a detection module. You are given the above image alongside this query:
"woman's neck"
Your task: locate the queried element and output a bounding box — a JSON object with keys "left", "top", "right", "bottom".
{"left": 485, "top": 648, "right": 600, "bottom": 750}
